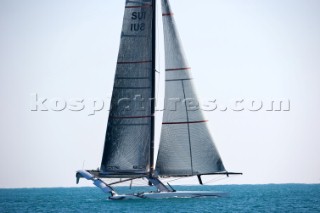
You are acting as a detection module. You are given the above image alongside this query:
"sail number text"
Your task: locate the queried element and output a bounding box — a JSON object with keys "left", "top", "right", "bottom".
{"left": 131, "top": 12, "right": 146, "bottom": 31}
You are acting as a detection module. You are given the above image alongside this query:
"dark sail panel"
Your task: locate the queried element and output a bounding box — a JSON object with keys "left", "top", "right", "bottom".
{"left": 156, "top": 0, "right": 226, "bottom": 177}
{"left": 100, "top": 0, "right": 155, "bottom": 177}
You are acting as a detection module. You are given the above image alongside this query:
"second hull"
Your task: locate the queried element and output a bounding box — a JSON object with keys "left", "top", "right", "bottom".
{"left": 109, "top": 191, "right": 227, "bottom": 200}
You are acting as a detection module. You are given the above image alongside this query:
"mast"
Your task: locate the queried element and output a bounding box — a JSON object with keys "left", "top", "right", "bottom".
{"left": 150, "top": 0, "right": 156, "bottom": 177}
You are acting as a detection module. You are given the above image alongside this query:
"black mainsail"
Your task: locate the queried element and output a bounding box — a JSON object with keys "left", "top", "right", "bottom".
{"left": 100, "top": 0, "right": 156, "bottom": 177}
{"left": 156, "top": 0, "right": 226, "bottom": 177}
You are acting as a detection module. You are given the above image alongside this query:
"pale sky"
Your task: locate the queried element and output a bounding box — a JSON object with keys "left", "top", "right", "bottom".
{"left": 0, "top": 0, "right": 320, "bottom": 188}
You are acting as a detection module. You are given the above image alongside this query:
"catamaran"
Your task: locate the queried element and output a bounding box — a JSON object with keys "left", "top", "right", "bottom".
{"left": 76, "top": 0, "right": 241, "bottom": 200}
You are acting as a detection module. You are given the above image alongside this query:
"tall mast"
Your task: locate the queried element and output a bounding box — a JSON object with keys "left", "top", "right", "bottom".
{"left": 150, "top": 0, "right": 156, "bottom": 177}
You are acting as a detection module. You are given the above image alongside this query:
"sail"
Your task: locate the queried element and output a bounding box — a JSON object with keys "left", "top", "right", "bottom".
{"left": 100, "top": 0, "right": 155, "bottom": 177}
{"left": 156, "top": 0, "right": 226, "bottom": 177}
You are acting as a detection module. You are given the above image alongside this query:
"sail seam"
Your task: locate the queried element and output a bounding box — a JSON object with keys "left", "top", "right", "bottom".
{"left": 121, "top": 34, "right": 148, "bottom": 38}
{"left": 125, "top": 5, "right": 152, "bottom": 9}
{"left": 111, "top": 116, "right": 153, "bottom": 119}
{"left": 181, "top": 81, "right": 194, "bottom": 175}
{"left": 166, "top": 78, "right": 193, "bottom": 82}
{"left": 162, "top": 13, "right": 174, "bottom": 16}
{"left": 114, "top": 87, "right": 151, "bottom": 89}
{"left": 111, "top": 124, "right": 149, "bottom": 126}
{"left": 117, "top": 60, "right": 152, "bottom": 64}
{"left": 162, "top": 120, "right": 208, "bottom": 125}
{"left": 116, "top": 77, "right": 149, "bottom": 80}
{"left": 166, "top": 67, "right": 191, "bottom": 71}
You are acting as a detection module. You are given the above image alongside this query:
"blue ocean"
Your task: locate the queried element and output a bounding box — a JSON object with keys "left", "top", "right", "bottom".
{"left": 0, "top": 184, "right": 319, "bottom": 212}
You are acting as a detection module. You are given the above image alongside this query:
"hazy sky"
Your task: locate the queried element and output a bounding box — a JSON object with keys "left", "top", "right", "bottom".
{"left": 0, "top": 0, "right": 320, "bottom": 188}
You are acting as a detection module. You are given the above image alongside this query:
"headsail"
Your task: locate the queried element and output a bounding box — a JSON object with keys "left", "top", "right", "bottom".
{"left": 100, "top": 0, "right": 156, "bottom": 177}
{"left": 156, "top": 0, "right": 226, "bottom": 177}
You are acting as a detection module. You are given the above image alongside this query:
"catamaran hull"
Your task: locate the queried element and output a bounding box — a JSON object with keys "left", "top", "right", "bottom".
{"left": 109, "top": 191, "right": 227, "bottom": 200}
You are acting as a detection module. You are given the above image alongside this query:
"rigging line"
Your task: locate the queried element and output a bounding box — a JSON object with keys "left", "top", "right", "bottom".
{"left": 203, "top": 176, "right": 228, "bottom": 185}
{"left": 126, "top": 179, "right": 142, "bottom": 187}
{"left": 137, "top": 177, "right": 148, "bottom": 184}
{"left": 132, "top": 178, "right": 150, "bottom": 187}
{"left": 182, "top": 81, "right": 194, "bottom": 174}
{"left": 204, "top": 176, "right": 221, "bottom": 184}
{"left": 165, "top": 177, "right": 186, "bottom": 183}
{"left": 202, "top": 172, "right": 242, "bottom": 185}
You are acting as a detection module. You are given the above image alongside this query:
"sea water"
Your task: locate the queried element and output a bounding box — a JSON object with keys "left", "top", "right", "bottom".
{"left": 0, "top": 184, "right": 319, "bottom": 212}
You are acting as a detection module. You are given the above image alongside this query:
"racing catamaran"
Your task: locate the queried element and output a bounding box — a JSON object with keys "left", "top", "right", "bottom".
{"left": 76, "top": 0, "right": 241, "bottom": 200}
